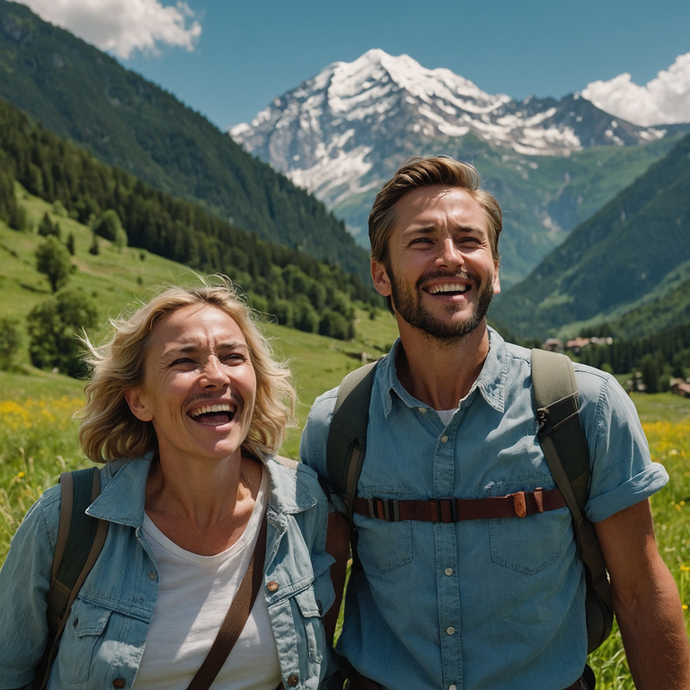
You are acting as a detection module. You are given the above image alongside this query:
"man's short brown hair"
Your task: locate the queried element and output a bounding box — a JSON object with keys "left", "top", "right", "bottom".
{"left": 368, "top": 156, "right": 503, "bottom": 265}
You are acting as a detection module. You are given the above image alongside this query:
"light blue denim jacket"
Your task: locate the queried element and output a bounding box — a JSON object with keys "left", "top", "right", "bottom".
{"left": 0, "top": 454, "right": 338, "bottom": 690}
{"left": 300, "top": 329, "right": 669, "bottom": 690}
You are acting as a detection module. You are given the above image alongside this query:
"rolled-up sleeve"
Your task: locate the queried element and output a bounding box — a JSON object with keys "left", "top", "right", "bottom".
{"left": 577, "top": 369, "right": 669, "bottom": 523}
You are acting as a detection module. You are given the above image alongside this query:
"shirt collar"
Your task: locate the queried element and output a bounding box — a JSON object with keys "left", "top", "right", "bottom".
{"left": 379, "top": 327, "right": 508, "bottom": 416}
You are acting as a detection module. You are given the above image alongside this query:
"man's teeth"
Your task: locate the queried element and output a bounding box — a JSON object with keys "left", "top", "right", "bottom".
{"left": 428, "top": 284, "right": 470, "bottom": 295}
{"left": 190, "top": 404, "right": 233, "bottom": 418}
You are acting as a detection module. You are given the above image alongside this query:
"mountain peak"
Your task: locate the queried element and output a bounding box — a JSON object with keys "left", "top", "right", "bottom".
{"left": 229, "top": 50, "right": 669, "bottom": 247}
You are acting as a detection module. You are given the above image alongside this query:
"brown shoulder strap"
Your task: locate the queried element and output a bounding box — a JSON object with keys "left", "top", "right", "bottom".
{"left": 38, "top": 468, "right": 109, "bottom": 690}
{"left": 185, "top": 511, "right": 268, "bottom": 690}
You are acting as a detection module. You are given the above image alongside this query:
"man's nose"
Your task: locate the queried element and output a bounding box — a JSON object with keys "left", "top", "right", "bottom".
{"left": 436, "top": 238, "right": 464, "bottom": 267}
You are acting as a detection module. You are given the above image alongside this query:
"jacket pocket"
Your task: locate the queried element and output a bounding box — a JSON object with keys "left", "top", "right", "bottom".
{"left": 292, "top": 568, "right": 334, "bottom": 663}
{"left": 57, "top": 599, "right": 111, "bottom": 684}
{"left": 488, "top": 480, "right": 570, "bottom": 574}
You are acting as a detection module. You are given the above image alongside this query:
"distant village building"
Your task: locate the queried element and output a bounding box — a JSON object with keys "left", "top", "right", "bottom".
{"left": 590, "top": 337, "right": 613, "bottom": 346}
{"left": 542, "top": 338, "right": 564, "bottom": 352}
{"left": 566, "top": 337, "right": 590, "bottom": 353}
{"left": 627, "top": 372, "right": 646, "bottom": 393}
{"left": 669, "top": 378, "right": 690, "bottom": 398}
{"left": 566, "top": 336, "right": 614, "bottom": 354}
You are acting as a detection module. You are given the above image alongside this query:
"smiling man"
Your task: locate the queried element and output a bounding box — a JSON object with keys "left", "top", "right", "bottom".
{"left": 300, "top": 156, "right": 690, "bottom": 690}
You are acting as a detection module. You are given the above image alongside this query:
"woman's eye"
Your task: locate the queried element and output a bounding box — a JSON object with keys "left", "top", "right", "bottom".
{"left": 171, "top": 358, "right": 194, "bottom": 366}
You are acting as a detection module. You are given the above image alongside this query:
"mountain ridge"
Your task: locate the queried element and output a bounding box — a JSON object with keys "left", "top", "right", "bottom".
{"left": 230, "top": 49, "right": 688, "bottom": 285}
{"left": 0, "top": 0, "right": 371, "bottom": 281}
{"left": 490, "top": 130, "right": 690, "bottom": 339}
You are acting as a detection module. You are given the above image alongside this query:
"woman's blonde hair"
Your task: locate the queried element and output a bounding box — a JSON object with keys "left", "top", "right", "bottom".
{"left": 77, "top": 277, "right": 296, "bottom": 463}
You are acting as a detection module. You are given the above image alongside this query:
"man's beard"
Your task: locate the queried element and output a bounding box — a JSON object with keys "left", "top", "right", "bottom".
{"left": 388, "top": 267, "right": 495, "bottom": 341}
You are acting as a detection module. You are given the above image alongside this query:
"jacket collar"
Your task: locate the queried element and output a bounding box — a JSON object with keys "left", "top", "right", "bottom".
{"left": 86, "top": 453, "right": 317, "bottom": 527}
{"left": 86, "top": 454, "right": 152, "bottom": 527}
{"left": 265, "top": 456, "right": 318, "bottom": 515}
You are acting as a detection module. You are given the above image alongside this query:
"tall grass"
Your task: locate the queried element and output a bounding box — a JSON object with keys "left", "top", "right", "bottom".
{"left": 587, "top": 419, "right": 690, "bottom": 687}
{"left": 0, "top": 396, "right": 88, "bottom": 551}
{"left": 1, "top": 388, "right": 688, "bottom": 688}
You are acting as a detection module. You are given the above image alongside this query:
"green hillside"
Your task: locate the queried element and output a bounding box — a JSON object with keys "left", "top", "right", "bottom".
{"left": 334, "top": 131, "right": 682, "bottom": 287}
{"left": 0, "top": 188, "right": 398, "bottom": 452}
{"left": 0, "top": 0, "right": 370, "bottom": 281}
{"left": 0, "top": 96, "right": 381, "bottom": 343}
{"left": 490, "top": 131, "right": 690, "bottom": 338}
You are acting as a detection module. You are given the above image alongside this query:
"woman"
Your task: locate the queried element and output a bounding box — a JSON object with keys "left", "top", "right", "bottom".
{"left": 0, "top": 279, "right": 339, "bottom": 690}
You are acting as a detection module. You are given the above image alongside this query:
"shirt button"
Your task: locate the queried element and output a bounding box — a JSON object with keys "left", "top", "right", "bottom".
{"left": 148, "top": 571, "right": 156, "bottom": 581}
{"left": 449, "top": 685, "right": 457, "bottom": 690}
{"left": 444, "top": 567, "right": 453, "bottom": 576}
{"left": 440, "top": 435, "right": 449, "bottom": 443}
{"left": 287, "top": 674, "right": 299, "bottom": 686}
{"left": 419, "top": 407, "right": 427, "bottom": 414}
{"left": 446, "top": 626, "right": 455, "bottom": 635}
{"left": 113, "top": 680, "right": 126, "bottom": 689}
{"left": 267, "top": 581, "right": 280, "bottom": 592}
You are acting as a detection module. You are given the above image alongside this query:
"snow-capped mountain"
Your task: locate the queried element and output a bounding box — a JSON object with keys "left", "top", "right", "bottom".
{"left": 229, "top": 49, "right": 685, "bottom": 287}
{"left": 230, "top": 49, "right": 665, "bottom": 216}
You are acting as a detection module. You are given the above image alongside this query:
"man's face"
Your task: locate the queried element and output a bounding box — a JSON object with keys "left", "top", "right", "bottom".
{"left": 372, "top": 185, "right": 500, "bottom": 341}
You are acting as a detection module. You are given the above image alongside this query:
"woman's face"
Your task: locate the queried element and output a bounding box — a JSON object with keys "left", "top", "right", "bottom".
{"left": 125, "top": 304, "right": 257, "bottom": 466}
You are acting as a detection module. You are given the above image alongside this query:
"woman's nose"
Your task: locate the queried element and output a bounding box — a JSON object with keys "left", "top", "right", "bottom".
{"left": 200, "top": 356, "right": 228, "bottom": 387}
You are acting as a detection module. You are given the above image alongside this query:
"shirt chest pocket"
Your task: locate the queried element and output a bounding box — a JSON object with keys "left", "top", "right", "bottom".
{"left": 355, "top": 517, "right": 412, "bottom": 574}
{"left": 57, "top": 599, "right": 112, "bottom": 684}
{"left": 487, "top": 481, "right": 571, "bottom": 574}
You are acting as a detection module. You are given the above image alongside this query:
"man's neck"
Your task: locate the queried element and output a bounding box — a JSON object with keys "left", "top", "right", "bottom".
{"left": 395, "top": 320, "right": 491, "bottom": 410}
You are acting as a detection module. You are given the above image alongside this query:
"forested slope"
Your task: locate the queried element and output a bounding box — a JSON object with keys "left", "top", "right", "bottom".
{"left": 0, "top": 97, "right": 381, "bottom": 340}
{"left": 0, "top": 0, "right": 370, "bottom": 280}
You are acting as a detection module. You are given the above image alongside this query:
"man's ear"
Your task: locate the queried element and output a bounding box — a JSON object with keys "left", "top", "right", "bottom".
{"left": 493, "top": 261, "right": 501, "bottom": 295}
{"left": 371, "top": 259, "right": 392, "bottom": 298}
{"left": 125, "top": 389, "right": 154, "bottom": 422}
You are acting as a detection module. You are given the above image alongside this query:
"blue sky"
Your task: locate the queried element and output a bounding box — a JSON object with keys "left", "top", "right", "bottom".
{"left": 16, "top": 0, "right": 690, "bottom": 129}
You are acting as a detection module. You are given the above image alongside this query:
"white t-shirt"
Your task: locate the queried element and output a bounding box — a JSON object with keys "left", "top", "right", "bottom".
{"left": 436, "top": 408, "right": 457, "bottom": 426}
{"left": 133, "top": 470, "right": 281, "bottom": 689}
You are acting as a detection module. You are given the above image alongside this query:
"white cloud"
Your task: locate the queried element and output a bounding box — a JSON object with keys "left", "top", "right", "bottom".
{"left": 14, "top": 0, "right": 202, "bottom": 59}
{"left": 581, "top": 53, "right": 690, "bottom": 126}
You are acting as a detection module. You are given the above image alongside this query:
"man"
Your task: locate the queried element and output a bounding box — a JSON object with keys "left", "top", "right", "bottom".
{"left": 300, "top": 156, "right": 690, "bottom": 690}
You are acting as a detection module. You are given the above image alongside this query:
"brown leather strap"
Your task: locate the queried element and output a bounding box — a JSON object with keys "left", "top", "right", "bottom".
{"left": 353, "top": 488, "right": 566, "bottom": 523}
{"left": 185, "top": 511, "right": 268, "bottom": 690}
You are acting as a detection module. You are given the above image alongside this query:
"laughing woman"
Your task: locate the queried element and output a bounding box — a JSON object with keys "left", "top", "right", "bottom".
{"left": 0, "top": 280, "right": 339, "bottom": 690}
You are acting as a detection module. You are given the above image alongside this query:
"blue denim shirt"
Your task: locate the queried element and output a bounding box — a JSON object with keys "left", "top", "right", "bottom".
{"left": 300, "top": 329, "right": 668, "bottom": 690}
{"left": 0, "top": 454, "right": 338, "bottom": 690}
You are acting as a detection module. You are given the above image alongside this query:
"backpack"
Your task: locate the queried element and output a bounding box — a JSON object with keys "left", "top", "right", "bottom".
{"left": 326, "top": 348, "right": 614, "bottom": 654}
{"left": 35, "top": 467, "right": 109, "bottom": 690}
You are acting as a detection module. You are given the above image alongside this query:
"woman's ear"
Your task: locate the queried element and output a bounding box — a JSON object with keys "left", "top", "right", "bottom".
{"left": 125, "top": 389, "right": 154, "bottom": 422}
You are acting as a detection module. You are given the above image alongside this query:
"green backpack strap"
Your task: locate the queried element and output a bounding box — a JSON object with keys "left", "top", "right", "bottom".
{"left": 326, "top": 361, "right": 377, "bottom": 523}
{"left": 36, "top": 467, "right": 109, "bottom": 689}
{"left": 531, "top": 348, "right": 614, "bottom": 653}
